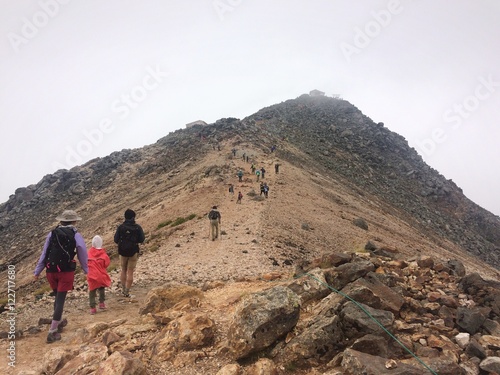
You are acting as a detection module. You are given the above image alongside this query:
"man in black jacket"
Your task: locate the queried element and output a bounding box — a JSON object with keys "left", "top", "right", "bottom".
{"left": 114, "top": 209, "right": 145, "bottom": 297}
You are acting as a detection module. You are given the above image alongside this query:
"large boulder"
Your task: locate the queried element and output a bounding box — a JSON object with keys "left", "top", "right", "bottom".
{"left": 479, "top": 357, "right": 500, "bottom": 373}
{"left": 340, "top": 349, "right": 422, "bottom": 374}
{"left": 41, "top": 346, "right": 80, "bottom": 375}
{"left": 350, "top": 334, "right": 389, "bottom": 357}
{"left": 447, "top": 259, "right": 466, "bottom": 277}
{"left": 54, "top": 344, "right": 109, "bottom": 375}
{"left": 340, "top": 301, "right": 394, "bottom": 337}
{"left": 325, "top": 260, "right": 375, "bottom": 290}
{"left": 148, "top": 312, "right": 215, "bottom": 361}
{"left": 287, "top": 267, "right": 331, "bottom": 304}
{"left": 95, "top": 351, "right": 147, "bottom": 375}
{"left": 456, "top": 307, "right": 486, "bottom": 335}
{"left": 278, "top": 315, "right": 344, "bottom": 367}
{"left": 227, "top": 286, "right": 300, "bottom": 359}
{"left": 341, "top": 272, "right": 405, "bottom": 314}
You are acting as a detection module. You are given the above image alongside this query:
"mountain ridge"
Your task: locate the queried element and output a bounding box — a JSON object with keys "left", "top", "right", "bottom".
{"left": 1, "top": 94, "right": 500, "bottom": 374}
{"left": 0, "top": 95, "right": 499, "bottom": 291}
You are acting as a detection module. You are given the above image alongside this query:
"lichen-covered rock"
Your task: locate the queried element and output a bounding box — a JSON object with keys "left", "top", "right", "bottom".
{"left": 227, "top": 286, "right": 300, "bottom": 359}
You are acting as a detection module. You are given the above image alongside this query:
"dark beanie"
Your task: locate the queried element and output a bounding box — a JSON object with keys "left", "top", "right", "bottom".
{"left": 124, "top": 209, "right": 136, "bottom": 220}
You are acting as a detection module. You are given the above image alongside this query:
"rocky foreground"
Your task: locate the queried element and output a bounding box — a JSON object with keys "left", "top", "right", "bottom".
{"left": 3, "top": 249, "right": 500, "bottom": 375}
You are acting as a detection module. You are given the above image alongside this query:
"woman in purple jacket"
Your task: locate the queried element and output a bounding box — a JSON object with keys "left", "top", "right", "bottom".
{"left": 34, "top": 210, "right": 88, "bottom": 343}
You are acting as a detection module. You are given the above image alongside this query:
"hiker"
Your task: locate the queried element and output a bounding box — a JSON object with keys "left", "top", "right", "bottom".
{"left": 87, "top": 235, "right": 111, "bottom": 315}
{"left": 264, "top": 183, "right": 269, "bottom": 198}
{"left": 114, "top": 209, "right": 145, "bottom": 297}
{"left": 229, "top": 184, "right": 234, "bottom": 195}
{"left": 246, "top": 155, "right": 249, "bottom": 163}
{"left": 237, "top": 169, "right": 243, "bottom": 182}
{"left": 251, "top": 163, "right": 256, "bottom": 173}
{"left": 232, "top": 148, "right": 236, "bottom": 157}
{"left": 237, "top": 191, "right": 243, "bottom": 204}
{"left": 271, "top": 145, "right": 276, "bottom": 153}
{"left": 208, "top": 206, "right": 221, "bottom": 240}
{"left": 255, "top": 169, "right": 261, "bottom": 182}
{"left": 275, "top": 163, "right": 280, "bottom": 173}
{"left": 260, "top": 182, "right": 265, "bottom": 196}
{"left": 261, "top": 167, "right": 266, "bottom": 179}
{"left": 242, "top": 153, "right": 246, "bottom": 161}
{"left": 33, "top": 209, "right": 88, "bottom": 343}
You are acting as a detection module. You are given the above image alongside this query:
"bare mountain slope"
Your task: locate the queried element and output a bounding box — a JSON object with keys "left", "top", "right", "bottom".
{"left": 1, "top": 135, "right": 500, "bottom": 374}
{"left": 0, "top": 95, "right": 499, "bottom": 297}
{"left": 1, "top": 95, "right": 500, "bottom": 374}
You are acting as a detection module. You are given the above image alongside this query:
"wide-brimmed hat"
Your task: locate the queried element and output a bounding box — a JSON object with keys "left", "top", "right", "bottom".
{"left": 56, "top": 210, "right": 82, "bottom": 222}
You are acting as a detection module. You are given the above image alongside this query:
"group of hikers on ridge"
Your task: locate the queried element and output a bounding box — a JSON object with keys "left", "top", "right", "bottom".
{"left": 33, "top": 147, "right": 279, "bottom": 343}
{"left": 33, "top": 208, "right": 145, "bottom": 343}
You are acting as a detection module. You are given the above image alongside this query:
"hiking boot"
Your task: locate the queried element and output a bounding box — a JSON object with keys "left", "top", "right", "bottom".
{"left": 90, "top": 308, "right": 97, "bottom": 315}
{"left": 122, "top": 289, "right": 130, "bottom": 297}
{"left": 57, "top": 318, "right": 68, "bottom": 333}
{"left": 47, "top": 331, "right": 61, "bottom": 343}
{"left": 98, "top": 302, "right": 106, "bottom": 310}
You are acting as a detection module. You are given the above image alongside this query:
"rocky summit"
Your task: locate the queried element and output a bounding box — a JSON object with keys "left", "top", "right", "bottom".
{"left": 0, "top": 94, "right": 499, "bottom": 374}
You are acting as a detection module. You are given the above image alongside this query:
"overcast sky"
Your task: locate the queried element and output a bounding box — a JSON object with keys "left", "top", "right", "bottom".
{"left": 1, "top": 0, "right": 499, "bottom": 215}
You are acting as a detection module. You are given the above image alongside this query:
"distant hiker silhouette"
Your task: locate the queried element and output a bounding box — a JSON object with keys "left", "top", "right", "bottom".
{"left": 264, "top": 183, "right": 269, "bottom": 198}
{"left": 208, "top": 206, "right": 221, "bottom": 240}
{"left": 237, "top": 191, "right": 243, "bottom": 204}
{"left": 237, "top": 170, "right": 243, "bottom": 182}
{"left": 260, "top": 182, "right": 265, "bottom": 196}
{"left": 255, "top": 169, "right": 260, "bottom": 182}
{"left": 229, "top": 184, "right": 234, "bottom": 195}
{"left": 275, "top": 163, "right": 280, "bottom": 173}
{"left": 261, "top": 167, "right": 266, "bottom": 179}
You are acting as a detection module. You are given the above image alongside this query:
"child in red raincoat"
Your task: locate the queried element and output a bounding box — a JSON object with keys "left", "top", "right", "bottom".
{"left": 87, "top": 235, "right": 111, "bottom": 314}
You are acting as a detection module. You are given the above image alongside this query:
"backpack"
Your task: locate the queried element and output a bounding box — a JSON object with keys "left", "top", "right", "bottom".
{"left": 117, "top": 223, "right": 140, "bottom": 257}
{"left": 208, "top": 210, "right": 220, "bottom": 220}
{"left": 45, "top": 227, "right": 77, "bottom": 272}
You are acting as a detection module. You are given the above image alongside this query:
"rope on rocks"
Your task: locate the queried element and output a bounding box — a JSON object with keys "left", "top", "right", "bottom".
{"left": 294, "top": 272, "right": 439, "bottom": 375}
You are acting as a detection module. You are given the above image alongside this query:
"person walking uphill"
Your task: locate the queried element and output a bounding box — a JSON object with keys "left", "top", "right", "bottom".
{"left": 208, "top": 206, "right": 221, "bottom": 241}
{"left": 87, "top": 235, "right": 111, "bottom": 314}
{"left": 33, "top": 209, "right": 88, "bottom": 343}
{"left": 114, "top": 209, "right": 145, "bottom": 297}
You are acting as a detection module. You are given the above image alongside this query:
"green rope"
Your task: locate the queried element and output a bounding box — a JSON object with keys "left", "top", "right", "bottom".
{"left": 291, "top": 272, "right": 439, "bottom": 375}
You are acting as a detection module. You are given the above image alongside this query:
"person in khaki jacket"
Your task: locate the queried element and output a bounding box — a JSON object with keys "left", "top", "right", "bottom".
{"left": 208, "top": 206, "right": 221, "bottom": 240}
